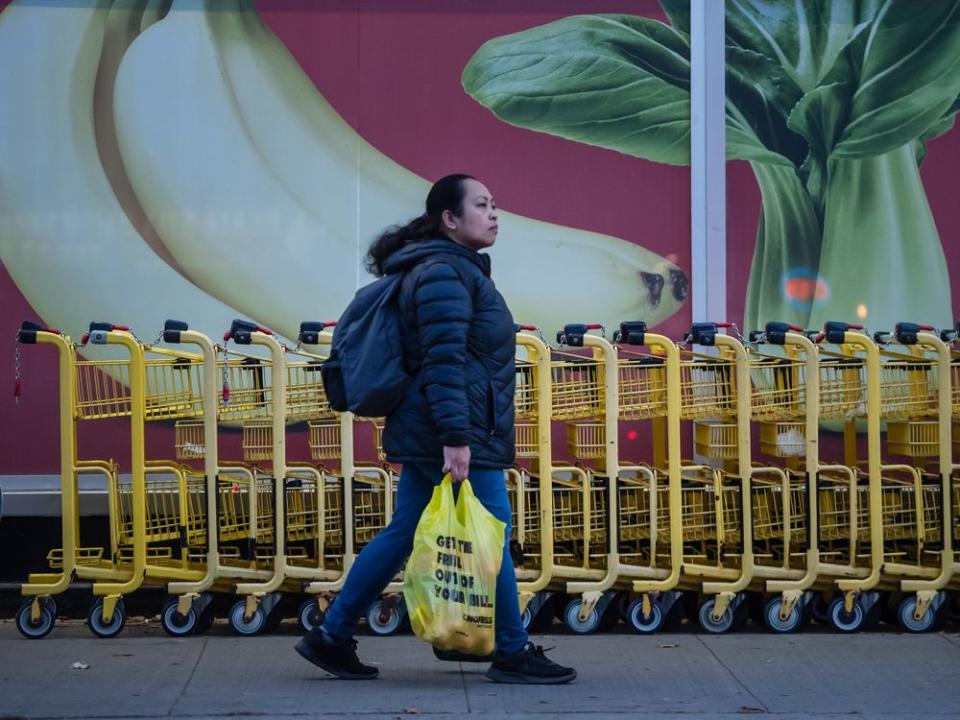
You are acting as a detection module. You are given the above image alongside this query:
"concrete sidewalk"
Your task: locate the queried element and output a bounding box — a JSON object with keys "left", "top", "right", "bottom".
{"left": 1, "top": 621, "right": 959, "bottom": 720}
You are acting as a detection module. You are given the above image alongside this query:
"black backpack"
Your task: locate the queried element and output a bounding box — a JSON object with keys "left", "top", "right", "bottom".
{"left": 320, "top": 258, "right": 466, "bottom": 417}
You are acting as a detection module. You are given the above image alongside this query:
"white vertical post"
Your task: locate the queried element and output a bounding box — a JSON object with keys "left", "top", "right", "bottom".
{"left": 690, "top": 0, "right": 727, "bottom": 323}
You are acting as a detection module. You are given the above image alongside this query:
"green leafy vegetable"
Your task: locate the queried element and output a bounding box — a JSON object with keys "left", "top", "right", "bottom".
{"left": 462, "top": 0, "right": 960, "bottom": 332}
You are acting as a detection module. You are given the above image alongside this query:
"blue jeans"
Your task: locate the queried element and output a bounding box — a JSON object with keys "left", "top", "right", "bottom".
{"left": 321, "top": 462, "right": 528, "bottom": 656}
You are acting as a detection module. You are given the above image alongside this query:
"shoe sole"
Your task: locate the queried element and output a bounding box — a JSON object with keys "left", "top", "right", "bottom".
{"left": 294, "top": 640, "right": 379, "bottom": 680}
{"left": 484, "top": 667, "right": 577, "bottom": 685}
{"left": 433, "top": 647, "right": 496, "bottom": 663}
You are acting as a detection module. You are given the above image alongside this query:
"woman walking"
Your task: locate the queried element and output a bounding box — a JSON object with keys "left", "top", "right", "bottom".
{"left": 295, "top": 174, "right": 576, "bottom": 684}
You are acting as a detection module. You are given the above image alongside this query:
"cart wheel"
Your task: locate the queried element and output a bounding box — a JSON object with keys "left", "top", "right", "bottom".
{"left": 264, "top": 606, "right": 285, "bottom": 633}
{"left": 531, "top": 602, "right": 555, "bottom": 633}
{"left": 617, "top": 593, "right": 633, "bottom": 623}
{"left": 598, "top": 598, "right": 621, "bottom": 631}
{"left": 810, "top": 594, "right": 831, "bottom": 624}
{"left": 897, "top": 596, "right": 936, "bottom": 634}
{"left": 698, "top": 598, "right": 736, "bottom": 634}
{"left": 747, "top": 594, "right": 766, "bottom": 625}
{"left": 16, "top": 598, "right": 56, "bottom": 640}
{"left": 520, "top": 604, "right": 534, "bottom": 631}
{"left": 563, "top": 598, "right": 601, "bottom": 634}
{"left": 627, "top": 598, "right": 663, "bottom": 634}
{"left": 828, "top": 597, "right": 864, "bottom": 633}
{"left": 553, "top": 595, "right": 569, "bottom": 620}
{"left": 161, "top": 598, "right": 198, "bottom": 637}
{"left": 87, "top": 597, "right": 126, "bottom": 638}
{"left": 763, "top": 596, "right": 802, "bottom": 634}
{"left": 662, "top": 597, "right": 686, "bottom": 631}
{"left": 297, "top": 598, "right": 324, "bottom": 633}
{"left": 880, "top": 594, "right": 900, "bottom": 626}
{"left": 365, "top": 598, "right": 404, "bottom": 636}
{"left": 228, "top": 600, "right": 265, "bottom": 636}
{"left": 195, "top": 606, "right": 217, "bottom": 635}
{"left": 683, "top": 592, "right": 701, "bottom": 624}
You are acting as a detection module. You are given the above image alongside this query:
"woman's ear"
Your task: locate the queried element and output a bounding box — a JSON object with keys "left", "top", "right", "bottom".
{"left": 441, "top": 209, "right": 457, "bottom": 231}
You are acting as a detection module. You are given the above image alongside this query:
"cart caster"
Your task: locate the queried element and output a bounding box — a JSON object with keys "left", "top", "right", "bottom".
{"left": 297, "top": 598, "right": 324, "bottom": 633}
{"left": 563, "top": 598, "right": 601, "bottom": 634}
{"left": 598, "top": 596, "right": 621, "bottom": 631}
{"left": 366, "top": 597, "right": 405, "bottom": 636}
{"left": 531, "top": 600, "right": 556, "bottom": 633}
{"left": 897, "top": 594, "right": 949, "bottom": 633}
{"left": 764, "top": 596, "right": 803, "bottom": 634}
{"left": 195, "top": 606, "right": 217, "bottom": 634}
{"left": 747, "top": 594, "right": 766, "bottom": 625}
{"left": 228, "top": 599, "right": 266, "bottom": 636}
{"left": 828, "top": 597, "right": 864, "bottom": 633}
{"left": 810, "top": 594, "right": 831, "bottom": 624}
{"left": 698, "top": 596, "right": 747, "bottom": 634}
{"left": 16, "top": 597, "right": 56, "bottom": 639}
{"left": 521, "top": 593, "right": 555, "bottom": 633}
{"left": 683, "top": 592, "right": 701, "bottom": 624}
{"left": 627, "top": 598, "right": 663, "bottom": 634}
{"left": 87, "top": 597, "right": 126, "bottom": 638}
{"left": 264, "top": 605, "right": 285, "bottom": 633}
{"left": 520, "top": 604, "right": 533, "bottom": 631}
{"left": 161, "top": 598, "right": 198, "bottom": 637}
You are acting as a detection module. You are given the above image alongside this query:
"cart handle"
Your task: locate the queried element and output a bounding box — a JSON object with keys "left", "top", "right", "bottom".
{"left": 556, "top": 323, "right": 605, "bottom": 347}
{"left": 163, "top": 319, "right": 190, "bottom": 344}
{"left": 17, "top": 320, "right": 60, "bottom": 345}
{"left": 818, "top": 321, "right": 864, "bottom": 345}
{"left": 223, "top": 319, "right": 273, "bottom": 344}
{"left": 753, "top": 322, "right": 807, "bottom": 346}
{"left": 614, "top": 321, "right": 648, "bottom": 346}
{"left": 298, "top": 321, "right": 336, "bottom": 345}
{"left": 80, "top": 322, "right": 130, "bottom": 346}
{"left": 889, "top": 322, "right": 935, "bottom": 346}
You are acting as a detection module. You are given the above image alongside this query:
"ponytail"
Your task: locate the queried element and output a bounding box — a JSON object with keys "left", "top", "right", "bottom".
{"left": 365, "top": 173, "right": 476, "bottom": 276}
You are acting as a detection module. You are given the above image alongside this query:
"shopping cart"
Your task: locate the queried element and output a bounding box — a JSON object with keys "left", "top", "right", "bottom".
{"left": 497, "top": 326, "right": 558, "bottom": 630}
{"left": 15, "top": 322, "right": 99, "bottom": 638}
{"left": 557, "top": 322, "right": 684, "bottom": 634}
{"left": 744, "top": 323, "right": 824, "bottom": 633}
{"left": 25, "top": 322, "right": 215, "bottom": 638}
{"left": 875, "top": 323, "right": 958, "bottom": 632}
{"left": 293, "top": 323, "right": 402, "bottom": 636}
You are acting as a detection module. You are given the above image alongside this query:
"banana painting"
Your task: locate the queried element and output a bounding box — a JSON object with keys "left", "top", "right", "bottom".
{"left": 0, "top": 0, "right": 688, "bottom": 343}
{"left": 0, "top": 1, "right": 240, "bottom": 357}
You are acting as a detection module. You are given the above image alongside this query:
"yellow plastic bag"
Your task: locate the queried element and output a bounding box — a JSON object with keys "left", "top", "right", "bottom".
{"left": 403, "top": 474, "right": 506, "bottom": 656}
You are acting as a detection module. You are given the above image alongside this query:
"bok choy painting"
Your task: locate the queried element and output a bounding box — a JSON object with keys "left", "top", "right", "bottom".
{"left": 462, "top": 0, "right": 960, "bottom": 333}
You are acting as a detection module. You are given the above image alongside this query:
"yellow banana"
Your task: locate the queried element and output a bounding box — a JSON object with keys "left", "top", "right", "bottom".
{"left": 118, "top": 0, "right": 687, "bottom": 333}
{"left": 0, "top": 0, "right": 241, "bottom": 354}
{"left": 114, "top": 0, "right": 359, "bottom": 340}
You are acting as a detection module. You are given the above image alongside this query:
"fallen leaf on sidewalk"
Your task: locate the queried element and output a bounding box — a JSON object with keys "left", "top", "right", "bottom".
{"left": 658, "top": 643, "right": 679, "bottom": 649}
{"left": 71, "top": 662, "right": 90, "bottom": 670}
{"left": 737, "top": 706, "right": 766, "bottom": 714}
{"left": 112, "top": 653, "right": 134, "bottom": 658}
{"left": 403, "top": 709, "right": 420, "bottom": 715}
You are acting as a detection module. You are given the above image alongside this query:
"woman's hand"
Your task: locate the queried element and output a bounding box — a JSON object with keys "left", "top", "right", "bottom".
{"left": 442, "top": 445, "right": 471, "bottom": 483}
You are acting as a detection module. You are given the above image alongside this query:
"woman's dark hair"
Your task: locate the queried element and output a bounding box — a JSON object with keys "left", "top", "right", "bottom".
{"left": 365, "top": 173, "right": 476, "bottom": 276}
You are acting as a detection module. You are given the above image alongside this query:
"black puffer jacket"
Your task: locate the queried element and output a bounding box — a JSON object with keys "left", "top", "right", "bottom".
{"left": 380, "top": 238, "right": 516, "bottom": 468}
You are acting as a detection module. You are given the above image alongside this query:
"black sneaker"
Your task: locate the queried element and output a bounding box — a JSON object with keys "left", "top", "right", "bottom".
{"left": 433, "top": 645, "right": 496, "bottom": 663}
{"left": 294, "top": 629, "right": 379, "bottom": 680}
{"left": 485, "top": 643, "right": 577, "bottom": 684}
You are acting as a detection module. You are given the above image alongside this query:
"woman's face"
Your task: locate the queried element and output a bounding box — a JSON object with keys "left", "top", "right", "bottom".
{"left": 444, "top": 179, "right": 498, "bottom": 251}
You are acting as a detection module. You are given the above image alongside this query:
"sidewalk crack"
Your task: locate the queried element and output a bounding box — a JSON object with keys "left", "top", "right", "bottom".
{"left": 695, "top": 635, "right": 769, "bottom": 713}
{"left": 459, "top": 661, "right": 472, "bottom": 714}
{"left": 168, "top": 635, "right": 209, "bottom": 717}
{"left": 940, "top": 633, "right": 960, "bottom": 651}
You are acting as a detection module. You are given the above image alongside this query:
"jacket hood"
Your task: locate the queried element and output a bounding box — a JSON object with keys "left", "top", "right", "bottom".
{"left": 381, "top": 238, "right": 491, "bottom": 277}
